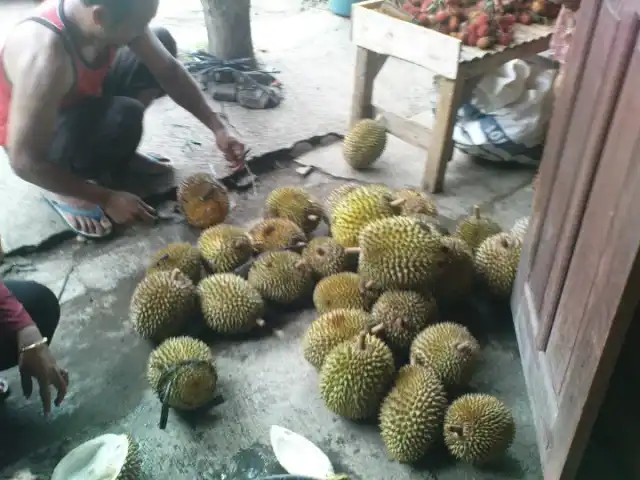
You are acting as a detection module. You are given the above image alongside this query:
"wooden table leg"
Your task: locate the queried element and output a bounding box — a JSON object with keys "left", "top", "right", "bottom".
{"left": 422, "top": 76, "right": 466, "bottom": 194}
{"left": 350, "top": 47, "right": 388, "bottom": 128}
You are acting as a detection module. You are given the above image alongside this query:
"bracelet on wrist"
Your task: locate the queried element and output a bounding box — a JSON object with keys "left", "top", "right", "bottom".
{"left": 20, "top": 337, "right": 48, "bottom": 353}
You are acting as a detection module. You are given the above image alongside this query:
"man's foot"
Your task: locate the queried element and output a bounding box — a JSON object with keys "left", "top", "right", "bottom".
{"left": 44, "top": 194, "right": 113, "bottom": 239}
{"left": 127, "top": 153, "right": 173, "bottom": 176}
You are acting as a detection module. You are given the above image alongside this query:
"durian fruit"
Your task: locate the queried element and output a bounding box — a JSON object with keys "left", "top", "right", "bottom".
{"left": 147, "top": 336, "right": 217, "bottom": 410}
{"left": 198, "top": 273, "right": 265, "bottom": 334}
{"left": 319, "top": 331, "right": 396, "bottom": 420}
{"left": 395, "top": 188, "right": 438, "bottom": 217}
{"left": 433, "top": 236, "right": 475, "bottom": 303}
{"left": 370, "top": 290, "right": 438, "bottom": 354}
{"left": 379, "top": 364, "right": 447, "bottom": 463}
{"left": 313, "top": 272, "right": 366, "bottom": 314}
{"left": 410, "top": 322, "right": 480, "bottom": 391}
{"left": 353, "top": 216, "right": 449, "bottom": 292}
{"left": 474, "top": 233, "right": 523, "bottom": 297}
{"left": 264, "top": 186, "right": 325, "bottom": 235}
{"left": 343, "top": 115, "right": 387, "bottom": 169}
{"left": 454, "top": 205, "right": 502, "bottom": 252}
{"left": 302, "top": 237, "right": 347, "bottom": 278}
{"left": 248, "top": 218, "right": 307, "bottom": 254}
{"left": 197, "top": 224, "right": 253, "bottom": 273}
{"left": 359, "top": 277, "right": 385, "bottom": 311}
{"left": 302, "top": 308, "right": 371, "bottom": 369}
{"left": 51, "top": 433, "right": 141, "bottom": 480}
{"left": 510, "top": 216, "right": 529, "bottom": 242}
{"left": 443, "top": 394, "right": 516, "bottom": 465}
{"left": 146, "top": 243, "right": 203, "bottom": 285}
{"left": 177, "top": 172, "right": 229, "bottom": 229}
{"left": 129, "top": 269, "right": 197, "bottom": 342}
{"left": 325, "top": 183, "right": 360, "bottom": 221}
{"left": 331, "top": 186, "right": 405, "bottom": 248}
{"left": 247, "top": 251, "right": 315, "bottom": 305}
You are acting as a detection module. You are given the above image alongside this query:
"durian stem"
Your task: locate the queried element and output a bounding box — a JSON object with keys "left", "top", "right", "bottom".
{"left": 169, "top": 268, "right": 181, "bottom": 281}
{"left": 473, "top": 205, "right": 481, "bottom": 220}
{"left": 308, "top": 214, "right": 319, "bottom": 222}
{"left": 158, "top": 253, "right": 170, "bottom": 263}
{"left": 364, "top": 280, "right": 375, "bottom": 289}
{"left": 256, "top": 319, "right": 266, "bottom": 327}
{"left": 394, "top": 317, "right": 404, "bottom": 329}
{"left": 374, "top": 113, "right": 385, "bottom": 122}
{"left": 389, "top": 198, "right": 406, "bottom": 208}
{"left": 199, "top": 186, "right": 218, "bottom": 202}
{"left": 294, "top": 259, "right": 307, "bottom": 269}
{"left": 344, "top": 247, "right": 361, "bottom": 255}
{"left": 370, "top": 322, "right": 385, "bottom": 335}
{"left": 357, "top": 331, "right": 367, "bottom": 350}
{"left": 446, "top": 425, "right": 464, "bottom": 438}
{"left": 456, "top": 341, "right": 474, "bottom": 353}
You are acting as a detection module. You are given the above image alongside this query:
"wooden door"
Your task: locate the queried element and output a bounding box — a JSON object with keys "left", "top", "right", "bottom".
{"left": 511, "top": 0, "right": 640, "bottom": 478}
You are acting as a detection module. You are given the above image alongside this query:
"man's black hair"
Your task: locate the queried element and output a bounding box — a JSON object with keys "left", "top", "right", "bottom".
{"left": 82, "top": 0, "right": 134, "bottom": 22}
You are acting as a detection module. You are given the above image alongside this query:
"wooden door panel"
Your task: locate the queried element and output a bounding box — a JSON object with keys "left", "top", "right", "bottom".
{"left": 522, "top": 0, "right": 601, "bottom": 338}
{"left": 535, "top": 0, "right": 627, "bottom": 352}
{"left": 547, "top": 24, "right": 640, "bottom": 394}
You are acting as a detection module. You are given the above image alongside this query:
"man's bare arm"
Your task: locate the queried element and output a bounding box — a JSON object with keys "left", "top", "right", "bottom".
{"left": 5, "top": 27, "right": 111, "bottom": 207}
{"left": 128, "top": 28, "right": 226, "bottom": 134}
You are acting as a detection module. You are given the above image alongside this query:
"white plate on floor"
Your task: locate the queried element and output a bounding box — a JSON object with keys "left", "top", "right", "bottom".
{"left": 270, "top": 425, "right": 335, "bottom": 479}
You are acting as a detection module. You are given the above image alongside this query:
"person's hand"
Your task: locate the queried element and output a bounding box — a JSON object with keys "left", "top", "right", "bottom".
{"left": 103, "top": 190, "right": 156, "bottom": 225}
{"left": 17, "top": 327, "right": 68, "bottom": 416}
{"left": 215, "top": 129, "right": 246, "bottom": 171}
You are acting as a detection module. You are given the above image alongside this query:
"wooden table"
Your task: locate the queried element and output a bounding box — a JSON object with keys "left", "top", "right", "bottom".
{"left": 350, "top": 0, "right": 555, "bottom": 193}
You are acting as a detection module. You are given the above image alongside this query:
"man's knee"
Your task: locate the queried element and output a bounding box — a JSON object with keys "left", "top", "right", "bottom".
{"left": 151, "top": 27, "right": 177, "bottom": 57}
{"left": 11, "top": 281, "right": 60, "bottom": 339}
{"left": 110, "top": 97, "right": 145, "bottom": 144}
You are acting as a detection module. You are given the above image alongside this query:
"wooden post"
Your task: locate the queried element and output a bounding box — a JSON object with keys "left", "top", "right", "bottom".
{"left": 200, "top": 0, "right": 254, "bottom": 61}
{"left": 350, "top": 47, "right": 388, "bottom": 128}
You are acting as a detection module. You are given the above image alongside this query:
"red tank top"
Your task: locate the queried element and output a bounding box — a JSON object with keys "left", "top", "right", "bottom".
{"left": 0, "top": 0, "right": 116, "bottom": 146}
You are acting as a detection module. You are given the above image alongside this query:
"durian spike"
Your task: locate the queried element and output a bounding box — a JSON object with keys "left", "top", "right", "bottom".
{"left": 389, "top": 198, "right": 406, "bottom": 208}
{"left": 169, "top": 268, "right": 182, "bottom": 281}
{"left": 357, "top": 330, "right": 367, "bottom": 350}
{"left": 308, "top": 214, "right": 319, "bottom": 222}
{"left": 370, "top": 323, "right": 385, "bottom": 335}
{"left": 344, "top": 247, "right": 361, "bottom": 255}
{"left": 473, "top": 205, "right": 481, "bottom": 220}
{"left": 455, "top": 341, "right": 475, "bottom": 354}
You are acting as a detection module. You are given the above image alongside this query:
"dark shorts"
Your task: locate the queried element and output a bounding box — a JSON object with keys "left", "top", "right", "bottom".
{"left": 48, "top": 26, "right": 178, "bottom": 180}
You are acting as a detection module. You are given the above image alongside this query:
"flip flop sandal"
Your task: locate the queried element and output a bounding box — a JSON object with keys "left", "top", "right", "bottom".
{"left": 0, "top": 377, "right": 10, "bottom": 402}
{"left": 43, "top": 197, "right": 113, "bottom": 239}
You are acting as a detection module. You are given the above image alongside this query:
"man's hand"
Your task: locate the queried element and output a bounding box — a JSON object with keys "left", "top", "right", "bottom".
{"left": 103, "top": 190, "right": 157, "bottom": 225}
{"left": 215, "top": 130, "right": 246, "bottom": 171}
{"left": 17, "top": 327, "right": 68, "bottom": 416}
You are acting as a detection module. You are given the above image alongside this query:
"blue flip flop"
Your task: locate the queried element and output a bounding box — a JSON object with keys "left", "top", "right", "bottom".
{"left": 43, "top": 197, "right": 113, "bottom": 239}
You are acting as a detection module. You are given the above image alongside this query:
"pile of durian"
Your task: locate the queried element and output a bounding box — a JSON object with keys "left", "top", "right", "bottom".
{"left": 127, "top": 172, "right": 530, "bottom": 471}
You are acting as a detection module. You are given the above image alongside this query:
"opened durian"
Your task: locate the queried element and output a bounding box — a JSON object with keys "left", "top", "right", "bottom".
{"left": 129, "top": 269, "right": 197, "bottom": 342}
{"left": 433, "top": 236, "right": 475, "bottom": 303}
{"left": 51, "top": 433, "right": 141, "bottom": 480}
{"left": 474, "top": 233, "right": 523, "bottom": 297}
{"left": 410, "top": 322, "right": 480, "bottom": 391}
{"left": 313, "top": 272, "right": 366, "bottom": 314}
{"left": 302, "top": 237, "right": 348, "bottom": 279}
{"left": 146, "top": 243, "right": 203, "bottom": 285}
{"left": 331, "top": 186, "right": 405, "bottom": 248}
{"left": 444, "top": 393, "right": 515, "bottom": 465}
{"left": 177, "top": 172, "right": 229, "bottom": 229}
{"left": 248, "top": 218, "right": 307, "bottom": 254}
{"left": 264, "top": 186, "right": 325, "bottom": 235}
{"left": 147, "top": 336, "right": 217, "bottom": 410}
{"left": 371, "top": 290, "right": 438, "bottom": 354}
{"left": 198, "top": 273, "right": 265, "bottom": 334}
{"left": 302, "top": 308, "right": 371, "bottom": 370}
{"left": 197, "top": 224, "right": 253, "bottom": 273}
{"left": 352, "top": 216, "right": 449, "bottom": 292}
{"left": 379, "top": 364, "right": 447, "bottom": 463}
{"left": 343, "top": 115, "right": 387, "bottom": 169}
{"left": 395, "top": 188, "right": 438, "bottom": 217}
{"left": 247, "top": 250, "right": 314, "bottom": 305}
{"left": 454, "top": 205, "right": 502, "bottom": 252}
{"left": 319, "top": 330, "right": 396, "bottom": 420}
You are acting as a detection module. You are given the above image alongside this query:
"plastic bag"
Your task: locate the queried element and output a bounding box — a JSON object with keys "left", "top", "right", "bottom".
{"left": 431, "top": 59, "right": 557, "bottom": 165}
